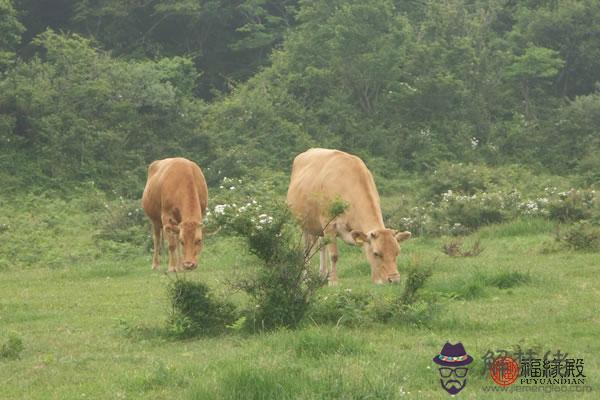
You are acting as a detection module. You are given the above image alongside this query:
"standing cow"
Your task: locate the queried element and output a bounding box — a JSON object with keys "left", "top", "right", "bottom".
{"left": 142, "top": 158, "right": 208, "bottom": 272}
{"left": 287, "top": 148, "right": 411, "bottom": 284}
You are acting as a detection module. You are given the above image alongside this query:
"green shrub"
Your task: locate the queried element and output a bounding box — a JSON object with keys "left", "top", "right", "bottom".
{"left": 427, "top": 162, "right": 497, "bottom": 196}
{"left": 233, "top": 205, "right": 327, "bottom": 331}
{"left": 308, "top": 289, "right": 372, "bottom": 327}
{"left": 562, "top": 220, "right": 600, "bottom": 251}
{"left": 435, "top": 191, "right": 518, "bottom": 230}
{"left": 94, "top": 194, "right": 148, "bottom": 247}
{"left": 166, "top": 278, "right": 237, "bottom": 338}
{"left": 547, "top": 189, "right": 597, "bottom": 222}
{"left": 308, "top": 266, "right": 436, "bottom": 326}
{"left": 0, "top": 333, "right": 24, "bottom": 360}
{"left": 399, "top": 266, "right": 433, "bottom": 305}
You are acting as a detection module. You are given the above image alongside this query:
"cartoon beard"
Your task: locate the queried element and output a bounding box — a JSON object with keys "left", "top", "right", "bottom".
{"left": 440, "top": 378, "right": 467, "bottom": 395}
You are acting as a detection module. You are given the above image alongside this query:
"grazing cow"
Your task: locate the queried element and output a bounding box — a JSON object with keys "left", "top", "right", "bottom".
{"left": 286, "top": 148, "right": 411, "bottom": 284}
{"left": 142, "top": 158, "right": 208, "bottom": 272}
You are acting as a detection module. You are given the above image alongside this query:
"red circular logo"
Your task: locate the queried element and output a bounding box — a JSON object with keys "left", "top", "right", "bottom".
{"left": 490, "top": 356, "right": 519, "bottom": 386}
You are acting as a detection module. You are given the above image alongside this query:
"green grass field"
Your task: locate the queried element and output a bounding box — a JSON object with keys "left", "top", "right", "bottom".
{"left": 1, "top": 196, "right": 599, "bottom": 399}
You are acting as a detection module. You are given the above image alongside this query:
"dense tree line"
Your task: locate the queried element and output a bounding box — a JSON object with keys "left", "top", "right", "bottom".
{"left": 1, "top": 0, "right": 599, "bottom": 194}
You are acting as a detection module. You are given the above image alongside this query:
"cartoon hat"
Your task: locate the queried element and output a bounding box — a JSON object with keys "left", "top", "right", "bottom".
{"left": 433, "top": 342, "right": 473, "bottom": 366}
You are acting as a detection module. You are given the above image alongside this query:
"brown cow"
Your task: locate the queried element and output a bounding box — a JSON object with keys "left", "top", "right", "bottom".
{"left": 142, "top": 157, "right": 208, "bottom": 272}
{"left": 287, "top": 148, "right": 411, "bottom": 284}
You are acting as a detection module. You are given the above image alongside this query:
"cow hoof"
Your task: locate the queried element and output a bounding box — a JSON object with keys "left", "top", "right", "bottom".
{"left": 167, "top": 267, "right": 178, "bottom": 273}
{"left": 152, "top": 265, "right": 160, "bottom": 271}
{"left": 328, "top": 280, "right": 338, "bottom": 287}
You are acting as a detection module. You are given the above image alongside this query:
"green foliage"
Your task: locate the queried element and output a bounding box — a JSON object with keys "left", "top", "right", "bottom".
{"left": 0, "top": 0, "right": 24, "bottom": 71}
{"left": 0, "top": 333, "right": 24, "bottom": 360}
{"left": 93, "top": 194, "right": 148, "bottom": 247}
{"left": 0, "top": 30, "right": 207, "bottom": 193}
{"left": 3, "top": 0, "right": 600, "bottom": 189}
{"left": 505, "top": 46, "right": 564, "bottom": 81}
{"left": 0, "top": 192, "right": 111, "bottom": 270}
{"left": 562, "top": 221, "right": 600, "bottom": 251}
{"left": 308, "top": 265, "right": 436, "bottom": 327}
{"left": 434, "top": 191, "right": 515, "bottom": 230}
{"left": 328, "top": 198, "right": 349, "bottom": 219}
{"left": 309, "top": 289, "right": 372, "bottom": 327}
{"left": 427, "top": 162, "right": 497, "bottom": 196}
{"left": 231, "top": 204, "right": 327, "bottom": 331}
{"left": 546, "top": 188, "right": 597, "bottom": 222}
{"left": 399, "top": 266, "right": 433, "bottom": 305}
{"left": 166, "top": 278, "right": 237, "bottom": 338}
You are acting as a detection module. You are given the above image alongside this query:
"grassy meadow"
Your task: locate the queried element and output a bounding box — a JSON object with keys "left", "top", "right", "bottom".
{"left": 1, "top": 193, "right": 599, "bottom": 400}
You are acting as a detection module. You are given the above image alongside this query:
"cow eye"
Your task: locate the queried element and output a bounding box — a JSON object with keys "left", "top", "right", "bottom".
{"left": 195, "top": 239, "right": 202, "bottom": 245}
{"left": 373, "top": 251, "right": 382, "bottom": 258}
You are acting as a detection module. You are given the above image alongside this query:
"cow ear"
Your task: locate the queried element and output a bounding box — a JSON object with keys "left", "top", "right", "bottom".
{"left": 395, "top": 231, "right": 411, "bottom": 243}
{"left": 351, "top": 230, "right": 368, "bottom": 245}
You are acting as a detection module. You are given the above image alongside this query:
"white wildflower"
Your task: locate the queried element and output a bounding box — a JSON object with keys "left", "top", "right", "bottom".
{"left": 258, "top": 214, "right": 273, "bottom": 224}
{"left": 214, "top": 204, "right": 227, "bottom": 215}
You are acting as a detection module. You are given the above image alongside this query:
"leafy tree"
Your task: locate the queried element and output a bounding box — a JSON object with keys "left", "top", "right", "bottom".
{"left": 504, "top": 45, "right": 564, "bottom": 119}
{"left": 67, "top": 0, "right": 298, "bottom": 97}
{"left": 518, "top": 0, "right": 600, "bottom": 98}
{"left": 0, "top": 0, "right": 25, "bottom": 71}
{"left": 0, "top": 30, "right": 209, "bottom": 193}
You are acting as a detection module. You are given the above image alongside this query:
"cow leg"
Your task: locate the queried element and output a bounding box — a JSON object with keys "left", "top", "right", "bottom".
{"left": 319, "top": 238, "right": 329, "bottom": 278}
{"left": 176, "top": 240, "right": 184, "bottom": 272}
{"left": 151, "top": 222, "right": 162, "bottom": 270}
{"left": 165, "top": 228, "right": 179, "bottom": 272}
{"left": 302, "top": 231, "right": 317, "bottom": 257}
{"left": 327, "top": 239, "right": 339, "bottom": 286}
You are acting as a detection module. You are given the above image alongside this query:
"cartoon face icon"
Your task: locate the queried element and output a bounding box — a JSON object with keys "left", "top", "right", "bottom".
{"left": 433, "top": 342, "right": 473, "bottom": 395}
{"left": 438, "top": 366, "right": 469, "bottom": 394}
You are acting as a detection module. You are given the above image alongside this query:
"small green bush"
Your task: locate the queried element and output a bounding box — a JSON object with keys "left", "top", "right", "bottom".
{"left": 308, "top": 266, "right": 436, "bottom": 327}
{"left": 399, "top": 266, "right": 433, "bottom": 305}
{"left": 94, "top": 195, "right": 148, "bottom": 247}
{"left": 427, "top": 162, "right": 496, "bottom": 196}
{"left": 0, "top": 333, "right": 24, "bottom": 360}
{"left": 233, "top": 205, "right": 327, "bottom": 331}
{"left": 562, "top": 220, "right": 600, "bottom": 251}
{"left": 166, "top": 278, "right": 237, "bottom": 338}
{"left": 308, "top": 290, "right": 372, "bottom": 327}
{"left": 547, "top": 189, "right": 597, "bottom": 222}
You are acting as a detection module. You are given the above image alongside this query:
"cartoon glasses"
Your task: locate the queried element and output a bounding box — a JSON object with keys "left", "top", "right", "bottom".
{"left": 438, "top": 367, "right": 468, "bottom": 378}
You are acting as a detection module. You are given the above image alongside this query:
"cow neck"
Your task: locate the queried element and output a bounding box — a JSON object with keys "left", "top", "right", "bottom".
{"left": 347, "top": 187, "right": 385, "bottom": 234}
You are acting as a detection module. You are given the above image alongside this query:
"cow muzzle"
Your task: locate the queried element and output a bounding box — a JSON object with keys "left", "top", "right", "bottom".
{"left": 182, "top": 261, "right": 197, "bottom": 270}
{"left": 387, "top": 273, "right": 401, "bottom": 284}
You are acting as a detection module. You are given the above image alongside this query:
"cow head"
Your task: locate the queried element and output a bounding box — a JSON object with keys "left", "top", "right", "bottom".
{"left": 351, "top": 229, "right": 411, "bottom": 284}
{"left": 178, "top": 221, "right": 203, "bottom": 270}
